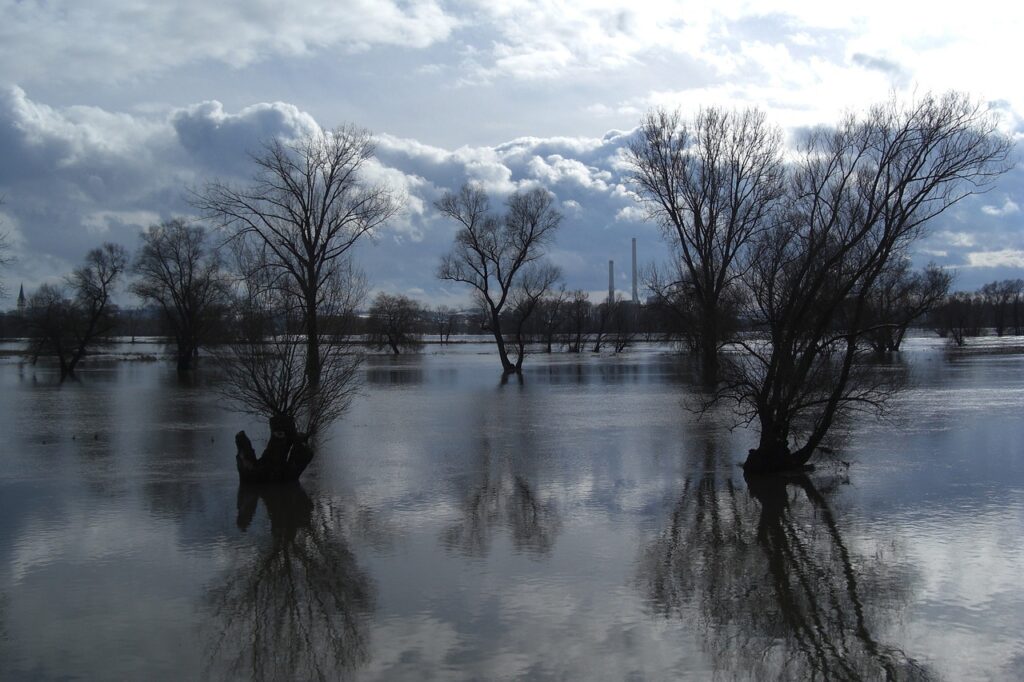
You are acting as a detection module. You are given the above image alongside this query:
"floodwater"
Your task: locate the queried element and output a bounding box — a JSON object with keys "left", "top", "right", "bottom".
{"left": 0, "top": 339, "right": 1022, "bottom": 680}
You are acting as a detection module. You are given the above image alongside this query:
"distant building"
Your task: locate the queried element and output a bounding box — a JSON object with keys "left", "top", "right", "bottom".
{"left": 16, "top": 283, "right": 25, "bottom": 314}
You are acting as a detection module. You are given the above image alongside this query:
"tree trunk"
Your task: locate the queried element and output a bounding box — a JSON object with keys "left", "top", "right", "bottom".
{"left": 742, "top": 419, "right": 814, "bottom": 474}
{"left": 491, "top": 311, "right": 516, "bottom": 374}
{"left": 699, "top": 309, "right": 719, "bottom": 378}
{"left": 305, "top": 296, "right": 321, "bottom": 388}
{"left": 235, "top": 414, "right": 314, "bottom": 483}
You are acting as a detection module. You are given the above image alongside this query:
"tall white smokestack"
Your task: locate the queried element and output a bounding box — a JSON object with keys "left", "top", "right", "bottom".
{"left": 608, "top": 260, "right": 614, "bottom": 304}
{"left": 632, "top": 238, "right": 638, "bottom": 302}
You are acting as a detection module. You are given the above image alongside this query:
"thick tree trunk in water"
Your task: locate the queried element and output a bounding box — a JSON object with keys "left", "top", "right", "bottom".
{"left": 491, "top": 312, "right": 516, "bottom": 374}
{"left": 235, "top": 414, "right": 314, "bottom": 483}
{"left": 699, "top": 311, "right": 719, "bottom": 379}
{"left": 742, "top": 422, "right": 815, "bottom": 475}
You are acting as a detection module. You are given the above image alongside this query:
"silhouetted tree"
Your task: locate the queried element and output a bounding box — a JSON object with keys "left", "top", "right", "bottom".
{"left": 218, "top": 247, "right": 364, "bottom": 483}
{"left": 863, "top": 262, "right": 952, "bottom": 354}
{"left": 506, "top": 262, "right": 561, "bottom": 364}
{"left": 720, "top": 93, "right": 1012, "bottom": 474}
{"left": 436, "top": 184, "right": 562, "bottom": 374}
{"left": 366, "top": 293, "right": 424, "bottom": 355}
{"left": 563, "top": 289, "right": 591, "bottom": 353}
{"left": 25, "top": 243, "right": 128, "bottom": 379}
{"left": 980, "top": 279, "right": 1024, "bottom": 336}
{"left": 430, "top": 305, "right": 459, "bottom": 344}
{"left": 534, "top": 285, "right": 568, "bottom": 353}
{"left": 131, "top": 219, "right": 229, "bottom": 371}
{"left": 197, "top": 125, "right": 401, "bottom": 389}
{"left": 627, "top": 107, "right": 783, "bottom": 375}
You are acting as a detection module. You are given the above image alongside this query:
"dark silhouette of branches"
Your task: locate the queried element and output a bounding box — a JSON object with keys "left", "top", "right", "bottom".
{"left": 131, "top": 219, "right": 229, "bottom": 371}
{"left": 437, "top": 183, "right": 562, "bottom": 374}
{"left": 25, "top": 243, "right": 127, "bottom": 379}
{"left": 720, "top": 92, "right": 1012, "bottom": 473}
{"left": 627, "top": 107, "right": 784, "bottom": 375}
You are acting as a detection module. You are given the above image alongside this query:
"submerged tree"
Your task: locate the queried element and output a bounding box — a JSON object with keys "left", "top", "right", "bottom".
{"left": 131, "top": 219, "right": 228, "bottom": 371}
{"left": 436, "top": 183, "right": 562, "bottom": 374}
{"left": 721, "top": 93, "right": 1012, "bottom": 473}
{"left": 219, "top": 248, "right": 364, "bottom": 483}
{"left": 366, "top": 293, "right": 424, "bottom": 355}
{"left": 25, "top": 243, "right": 128, "bottom": 379}
{"left": 198, "top": 126, "right": 398, "bottom": 481}
{"left": 863, "top": 262, "right": 952, "bottom": 354}
{"left": 627, "top": 107, "right": 784, "bottom": 375}
{"left": 197, "top": 125, "right": 401, "bottom": 389}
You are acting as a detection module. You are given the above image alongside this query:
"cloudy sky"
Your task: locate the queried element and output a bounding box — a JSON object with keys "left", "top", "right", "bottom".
{"left": 1, "top": 1, "right": 1022, "bottom": 305}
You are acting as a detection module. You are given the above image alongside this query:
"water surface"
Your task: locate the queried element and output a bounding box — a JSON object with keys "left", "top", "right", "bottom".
{"left": 0, "top": 340, "right": 1022, "bottom": 680}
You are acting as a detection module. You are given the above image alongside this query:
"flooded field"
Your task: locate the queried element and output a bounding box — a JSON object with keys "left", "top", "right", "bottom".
{"left": 0, "top": 339, "right": 1022, "bottom": 680}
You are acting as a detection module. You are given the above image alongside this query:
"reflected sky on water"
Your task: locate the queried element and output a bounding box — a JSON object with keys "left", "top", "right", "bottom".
{"left": 0, "top": 340, "right": 1022, "bottom": 680}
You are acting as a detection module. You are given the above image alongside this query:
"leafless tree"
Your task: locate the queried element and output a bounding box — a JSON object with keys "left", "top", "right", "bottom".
{"left": 131, "top": 219, "right": 229, "bottom": 371}
{"left": 506, "top": 262, "right": 561, "bottom": 365}
{"left": 534, "top": 285, "right": 568, "bottom": 353}
{"left": 932, "top": 291, "right": 984, "bottom": 346}
{"left": 563, "top": 289, "right": 591, "bottom": 353}
{"left": 25, "top": 243, "right": 128, "bottom": 380}
{"left": 863, "top": 262, "right": 952, "bottom": 354}
{"left": 720, "top": 92, "right": 1012, "bottom": 474}
{"left": 979, "top": 278, "right": 1024, "bottom": 336}
{"left": 436, "top": 184, "right": 562, "bottom": 374}
{"left": 366, "top": 293, "right": 424, "bottom": 355}
{"left": 217, "top": 246, "right": 365, "bottom": 483}
{"left": 430, "top": 305, "right": 459, "bottom": 344}
{"left": 627, "top": 107, "right": 784, "bottom": 375}
{"left": 196, "top": 125, "right": 401, "bottom": 389}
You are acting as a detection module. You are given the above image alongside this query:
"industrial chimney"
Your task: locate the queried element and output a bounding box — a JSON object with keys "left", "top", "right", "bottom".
{"left": 631, "top": 238, "right": 638, "bottom": 302}
{"left": 608, "top": 260, "right": 614, "bottom": 304}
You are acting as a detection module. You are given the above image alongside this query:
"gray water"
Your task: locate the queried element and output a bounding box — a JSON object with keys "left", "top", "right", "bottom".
{"left": 0, "top": 340, "right": 1022, "bottom": 680}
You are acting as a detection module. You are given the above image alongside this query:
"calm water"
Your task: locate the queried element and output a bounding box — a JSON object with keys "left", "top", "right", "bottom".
{"left": 0, "top": 340, "right": 1022, "bottom": 680}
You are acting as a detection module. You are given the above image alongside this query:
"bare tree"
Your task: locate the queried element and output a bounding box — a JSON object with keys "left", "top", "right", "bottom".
{"left": 430, "top": 305, "right": 459, "bottom": 344}
{"left": 366, "top": 293, "right": 424, "bottom": 355}
{"left": 196, "top": 125, "right": 401, "bottom": 389}
{"left": 131, "top": 219, "right": 228, "bottom": 371}
{"left": 863, "top": 262, "right": 952, "bottom": 354}
{"left": 563, "top": 289, "right": 591, "bottom": 353}
{"left": 25, "top": 243, "right": 128, "bottom": 380}
{"left": 436, "top": 184, "right": 562, "bottom": 374}
{"left": 979, "top": 278, "right": 1024, "bottom": 336}
{"left": 627, "top": 107, "right": 784, "bottom": 375}
{"left": 218, "top": 246, "right": 365, "bottom": 483}
{"left": 0, "top": 199, "right": 11, "bottom": 299}
{"left": 534, "top": 285, "right": 568, "bottom": 353}
{"left": 506, "top": 262, "right": 561, "bottom": 364}
{"left": 720, "top": 93, "right": 1012, "bottom": 474}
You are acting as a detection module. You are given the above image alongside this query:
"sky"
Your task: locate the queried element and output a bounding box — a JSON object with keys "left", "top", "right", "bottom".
{"left": 1, "top": 0, "right": 1022, "bottom": 306}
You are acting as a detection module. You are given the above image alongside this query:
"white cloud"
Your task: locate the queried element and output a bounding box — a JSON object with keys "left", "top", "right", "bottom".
{"left": 982, "top": 198, "right": 1021, "bottom": 217}
{"left": 0, "top": 1, "right": 457, "bottom": 82}
{"left": 966, "top": 249, "right": 1024, "bottom": 268}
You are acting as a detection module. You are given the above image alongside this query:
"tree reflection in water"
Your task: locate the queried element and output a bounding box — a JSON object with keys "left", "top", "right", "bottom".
{"left": 441, "top": 441, "right": 561, "bottom": 557}
{"left": 640, "top": 433, "right": 930, "bottom": 681}
{"left": 203, "top": 483, "right": 375, "bottom": 681}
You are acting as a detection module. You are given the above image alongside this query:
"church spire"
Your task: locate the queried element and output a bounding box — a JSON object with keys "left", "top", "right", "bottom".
{"left": 17, "top": 283, "right": 25, "bottom": 313}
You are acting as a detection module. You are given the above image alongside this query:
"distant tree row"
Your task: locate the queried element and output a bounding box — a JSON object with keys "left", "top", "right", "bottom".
{"left": 930, "top": 278, "right": 1024, "bottom": 345}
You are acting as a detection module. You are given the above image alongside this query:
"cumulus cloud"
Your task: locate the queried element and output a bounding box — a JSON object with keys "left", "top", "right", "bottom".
{"left": 981, "top": 198, "right": 1020, "bottom": 217}
{"left": 2, "top": 87, "right": 1022, "bottom": 303}
{"left": 966, "top": 249, "right": 1024, "bottom": 268}
{"left": 0, "top": 89, "right": 654, "bottom": 302}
